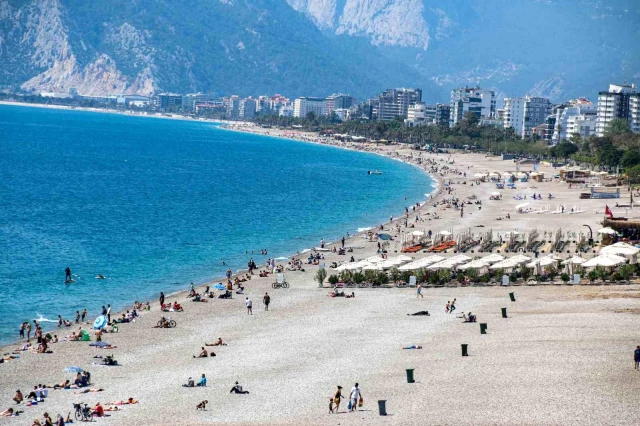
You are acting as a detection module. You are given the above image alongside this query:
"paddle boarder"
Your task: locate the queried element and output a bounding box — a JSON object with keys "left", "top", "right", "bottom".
{"left": 65, "top": 266, "right": 72, "bottom": 282}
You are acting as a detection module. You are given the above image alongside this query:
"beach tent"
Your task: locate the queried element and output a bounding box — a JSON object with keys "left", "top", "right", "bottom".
{"left": 80, "top": 330, "right": 91, "bottom": 341}
{"left": 582, "top": 254, "right": 626, "bottom": 268}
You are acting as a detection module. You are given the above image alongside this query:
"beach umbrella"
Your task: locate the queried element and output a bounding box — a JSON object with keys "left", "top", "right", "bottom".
{"left": 64, "top": 366, "right": 84, "bottom": 373}
{"left": 440, "top": 230, "right": 452, "bottom": 236}
{"left": 509, "top": 254, "right": 532, "bottom": 263}
{"left": 411, "top": 231, "right": 425, "bottom": 236}
{"left": 561, "top": 255, "right": 587, "bottom": 265}
{"left": 397, "top": 255, "right": 413, "bottom": 262}
{"left": 600, "top": 242, "right": 640, "bottom": 256}
{"left": 378, "top": 233, "right": 392, "bottom": 240}
{"left": 274, "top": 256, "right": 289, "bottom": 261}
{"left": 447, "top": 254, "right": 472, "bottom": 264}
{"left": 458, "top": 259, "right": 490, "bottom": 270}
{"left": 362, "top": 263, "right": 383, "bottom": 271}
{"left": 427, "top": 260, "right": 454, "bottom": 270}
{"left": 213, "top": 283, "right": 227, "bottom": 290}
{"left": 93, "top": 315, "right": 107, "bottom": 330}
{"left": 515, "top": 203, "right": 530, "bottom": 210}
{"left": 597, "top": 227, "right": 616, "bottom": 235}
{"left": 490, "top": 259, "right": 519, "bottom": 269}
{"left": 365, "top": 255, "right": 385, "bottom": 264}
{"left": 481, "top": 253, "right": 505, "bottom": 263}
{"left": 490, "top": 192, "right": 501, "bottom": 196}
{"left": 582, "top": 254, "right": 626, "bottom": 268}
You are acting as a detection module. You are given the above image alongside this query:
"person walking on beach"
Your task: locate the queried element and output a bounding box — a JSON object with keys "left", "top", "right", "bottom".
{"left": 81, "top": 309, "right": 87, "bottom": 322}
{"left": 75, "top": 311, "right": 80, "bottom": 324}
{"left": 450, "top": 298, "right": 457, "bottom": 314}
{"left": 333, "top": 386, "right": 345, "bottom": 412}
{"left": 106, "top": 304, "right": 112, "bottom": 324}
{"left": 26, "top": 322, "right": 32, "bottom": 341}
{"left": 159, "top": 292, "right": 165, "bottom": 307}
{"left": 341, "top": 237, "right": 345, "bottom": 248}
{"left": 417, "top": 284, "right": 423, "bottom": 298}
{"left": 226, "top": 268, "right": 232, "bottom": 281}
{"left": 635, "top": 346, "right": 640, "bottom": 370}
{"left": 245, "top": 297, "right": 253, "bottom": 315}
{"left": 65, "top": 266, "right": 72, "bottom": 282}
{"left": 349, "top": 383, "right": 363, "bottom": 412}
{"left": 263, "top": 292, "right": 270, "bottom": 311}
{"left": 19, "top": 322, "right": 25, "bottom": 340}
{"left": 445, "top": 301, "right": 450, "bottom": 313}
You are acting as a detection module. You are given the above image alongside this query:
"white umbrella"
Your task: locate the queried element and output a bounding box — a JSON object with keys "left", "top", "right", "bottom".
{"left": 440, "top": 230, "right": 452, "bottom": 236}
{"left": 473, "top": 172, "right": 487, "bottom": 178}
{"left": 561, "top": 255, "right": 587, "bottom": 265}
{"left": 597, "top": 227, "right": 616, "bottom": 235}
{"left": 510, "top": 254, "right": 532, "bottom": 263}
{"left": 482, "top": 253, "right": 505, "bottom": 263}
{"left": 600, "top": 242, "right": 640, "bottom": 256}
{"left": 458, "top": 259, "right": 490, "bottom": 270}
{"left": 364, "top": 255, "right": 385, "bottom": 264}
{"left": 362, "top": 263, "right": 383, "bottom": 271}
{"left": 582, "top": 254, "right": 626, "bottom": 268}
{"left": 515, "top": 203, "right": 530, "bottom": 210}
{"left": 447, "top": 254, "right": 472, "bottom": 265}
{"left": 427, "top": 260, "right": 455, "bottom": 270}
{"left": 490, "top": 259, "right": 519, "bottom": 269}
{"left": 411, "top": 231, "right": 425, "bottom": 236}
{"left": 490, "top": 192, "right": 501, "bottom": 196}
{"left": 397, "top": 255, "right": 413, "bottom": 262}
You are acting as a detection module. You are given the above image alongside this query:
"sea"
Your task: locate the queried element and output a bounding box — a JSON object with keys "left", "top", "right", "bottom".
{"left": 0, "top": 104, "right": 433, "bottom": 344}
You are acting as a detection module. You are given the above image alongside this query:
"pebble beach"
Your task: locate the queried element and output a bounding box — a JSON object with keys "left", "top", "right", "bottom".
{"left": 2, "top": 125, "right": 640, "bottom": 425}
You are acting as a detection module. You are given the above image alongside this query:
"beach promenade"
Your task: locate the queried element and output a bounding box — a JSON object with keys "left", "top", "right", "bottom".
{"left": 2, "top": 130, "right": 640, "bottom": 425}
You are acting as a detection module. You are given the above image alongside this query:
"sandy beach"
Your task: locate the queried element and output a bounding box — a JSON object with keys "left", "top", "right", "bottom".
{"left": 2, "top": 122, "right": 640, "bottom": 425}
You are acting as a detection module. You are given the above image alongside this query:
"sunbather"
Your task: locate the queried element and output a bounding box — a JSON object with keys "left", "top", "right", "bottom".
{"left": 407, "top": 311, "right": 430, "bottom": 316}
{"left": 0, "top": 408, "right": 16, "bottom": 417}
{"left": 205, "top": 338, "right": 226, "bottom": 346}
{"left": 193, "top": 347, "right": 208, "bottom": 358}
{"left": 403, "top": 345, "right": 423, "bottom": 350}
{"left": 230, "top": 381, "right": 249, "bottom": 394}
{"left": 74, "top": 388, "right": 104, "bottom": 394}
{"left": 105, "top": 398, "right": 138, "bottom": 405}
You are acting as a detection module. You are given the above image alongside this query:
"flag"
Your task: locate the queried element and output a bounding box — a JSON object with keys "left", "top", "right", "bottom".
{"left": 605, "top": 205, "right": 614, "bottom": 219}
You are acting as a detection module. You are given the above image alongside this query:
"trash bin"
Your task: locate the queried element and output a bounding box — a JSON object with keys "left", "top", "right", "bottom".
{"left": 480, "top": 323, "right": 487, "bottom": 334}
{"left": 501, "top": 307, "right": 508, "bottom": 318}
{"left": 406, "top": 368, "right": 415, "bottom": 383}
{"left": 377, "top": 400, "right": 387, "bottom": 416}
{"left": 509, "top": 292, "right": 516, "bottom": 302}
{"left": 461, "top": 344, "right": 468, "bottom": 356}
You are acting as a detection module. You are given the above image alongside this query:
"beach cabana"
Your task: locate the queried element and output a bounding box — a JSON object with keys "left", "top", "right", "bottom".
{"left": 582, "top": 254, "right": 626, "bottom": 268}
{"left": 398, "top": 255, "right": 444, "bottom": 271}
{"left": 458, "top": 259, "right": 490, "bottom": 271}
{"left": 600, "top": 242, "right": 639, "bottom": 256}
{"left": 482, "top": 253, "right": 505, "bottom": 264}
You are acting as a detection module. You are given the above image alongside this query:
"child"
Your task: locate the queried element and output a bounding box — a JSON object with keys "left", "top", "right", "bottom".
{"left": 328, "top": 398, "right": 335, "bottom": 414}
{"left": 196, "top": 400, "right": 208, "bottom": 410}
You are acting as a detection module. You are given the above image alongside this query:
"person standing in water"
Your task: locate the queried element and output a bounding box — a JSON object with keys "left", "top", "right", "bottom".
{"left": 159, "top": 292, "right": 165, "bottom": 307}
{"left": 65, "top": 266, "right": 72, "bottom": 282}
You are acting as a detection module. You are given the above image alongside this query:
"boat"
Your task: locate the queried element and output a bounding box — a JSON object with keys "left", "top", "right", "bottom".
{"left": 368, "top": 170, "right": 383, "bottom": 175}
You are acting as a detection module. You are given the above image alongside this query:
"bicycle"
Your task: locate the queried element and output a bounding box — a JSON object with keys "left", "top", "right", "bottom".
{"left": 74, "top": 402, "right": 92, "bottom": 422}
{"left": 272, "top": 282, "right": 289, "bottom": 289}
{"left": 157, "top": 317, "right": 177, "bottom": 328}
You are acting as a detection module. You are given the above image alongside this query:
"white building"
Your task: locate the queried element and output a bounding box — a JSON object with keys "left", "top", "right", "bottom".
{"left": 293, "top": 97, "right": 325, "bottom": 118}
{"left": 404, "top": 103, "right": 428, "bottom": 127}
{"left": 239, "top": 98, "right": 256, "bottom": 119}
{"left": 596, "top": 83, "right": 637, "bottom": 136}
{"left": 503, "top": 95, "right": 551, "bottom": 138}
{"left": 279, "top": 105, "right": 294, "bottom": 117}
{"left": 631, "top": 95, "right": 640, "bottom": 133}
{"left": 551, "top": 99, "right": 597, "bottom": 143}
{"left": 449, "top": 86, "right": 496, "bottom": 127}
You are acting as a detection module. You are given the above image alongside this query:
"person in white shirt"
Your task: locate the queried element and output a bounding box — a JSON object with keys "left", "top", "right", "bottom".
{"left": 245, "top": 298, "right": 252, "bottom": 315}
{"left": 106, "top": 304, "right": 112, "bottom": 324}
{"left": 349, "top": 383, "right": 363, "bottom": 412}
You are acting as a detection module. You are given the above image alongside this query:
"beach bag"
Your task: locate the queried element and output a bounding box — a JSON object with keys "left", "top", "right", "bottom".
{"left": 347, "top": 400, "right": 352, "bottom": 410}
{"left": 358, "top": 397, "right": 363, "bottom": 407}
{"left": 334, "top": 397, "right": 340, "bottom": 404}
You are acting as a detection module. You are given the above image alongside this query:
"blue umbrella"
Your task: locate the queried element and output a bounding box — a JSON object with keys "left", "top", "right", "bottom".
{"left": 64, "top": 366, "right": 84, "bottom": 373}
{"left": 213, "top": 283, "right": 226, "bottom": 290}
{"left": 93, "top": 315, "right": 107, "bottom": 330}
{"left": 89, "top": 341, "right": 110, "bottom": 347}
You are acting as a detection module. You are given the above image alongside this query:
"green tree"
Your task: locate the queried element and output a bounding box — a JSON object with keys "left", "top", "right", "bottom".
{"left": 626, "top": 165, "right": 640, "bottom": 184}
{"left": 554, "top": 141, "right": 578, "bottom": 160}
{"left": 621, "top": 150, "right": 640, "bottom": 169}
{"left": 604, "top": 118, "right": 631, "bottom": 136}
{"left": 315, "top": 268, "right": 327, "bottom": 288}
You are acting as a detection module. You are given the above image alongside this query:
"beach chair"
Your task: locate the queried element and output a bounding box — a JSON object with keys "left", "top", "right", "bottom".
{"left": 408, "top": 276, "right": 417, "bottom": 288}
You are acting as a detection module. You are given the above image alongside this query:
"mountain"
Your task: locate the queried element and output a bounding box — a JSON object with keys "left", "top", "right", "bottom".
{"left": 0, "top": 0, "right": 638, "bottom": 103}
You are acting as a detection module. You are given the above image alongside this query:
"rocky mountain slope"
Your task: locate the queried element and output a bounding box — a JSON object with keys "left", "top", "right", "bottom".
{"left": 1, "top": 0, "right": 638, "bottom": 102}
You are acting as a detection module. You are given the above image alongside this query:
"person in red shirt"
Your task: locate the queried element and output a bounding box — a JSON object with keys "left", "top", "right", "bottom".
{"left": 93, "top": 402, "right": 104, "bottom": 417}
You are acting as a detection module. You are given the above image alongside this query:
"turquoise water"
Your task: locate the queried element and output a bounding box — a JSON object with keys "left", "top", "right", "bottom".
{"left": 0, "top": 104, "right": 433, "bottom": 344}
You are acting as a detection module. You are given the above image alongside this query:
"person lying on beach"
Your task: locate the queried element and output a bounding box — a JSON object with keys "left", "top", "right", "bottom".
{"left": 229, "top": 382, "right": 249, "bottom": 394}
{"left": 196, "top": 400, "right": 208, "bottom": 410}
{"left": 74, "top": 388, "right": 104, "bottom": 394}
{"left": 173, "top": 302, "right": 183, "bottom": 311}
{"left": 103, "top": 406, "right": 120, "bottom": 412}
{"left": 0, "top": 408, "right": 18, "bottom": 417}
{"left": 105, "top": 398, "right": 138, "bottom": 406}
{"left": 345, "top": 292, "right": 355, "bottom": 299}
{"left": 50, "top": 380, "right": 70, "bottom": 389}
{"left": 205, "top": 338, "right": 226, "bottom": 346}
{"left": 407, "top": 311, "right": 430, "bottom": 316}
{"left": 403, "top": 345, "right": 423, "bottom": 350}
{"left": 193, "top": 347, "right": 208, "bottom": 358}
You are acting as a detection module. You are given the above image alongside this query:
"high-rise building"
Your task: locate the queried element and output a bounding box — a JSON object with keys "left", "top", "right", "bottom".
{"left": 224, "top": 95, "right": 241, "bottom": 119}
{"left": 449, "top": 86, "right": 495, "bottom": 127}
{"left": 293, "top": 97, "right": 325, "bottom": 118}
{"left": 503, "top": 95, "right": 551, "bottom": 138}
{"left": 630, "top": 94, "right": 640, "bottom": 133}
{"left": 325, "top": 94, "right": 356, "bottom": 115}
{"left": 239, "top": 98, "right": 256, "bottom": 119}
{"left": 183, "top": 93, "right": 216, "bottom": 112}
{"left": 596, "top": 83, "right": 637, "bottom": 136}
{"left": 404, "top": 103, "right": 450, "bottom": 127}
{"left": 551, "top": 99, "right": 597, "bottom": 143}
{"left": 370, "top": 88, "right": 422, "bottom": 121}
{"left": 152, "top": 93, "right": 183, "bottom": 111}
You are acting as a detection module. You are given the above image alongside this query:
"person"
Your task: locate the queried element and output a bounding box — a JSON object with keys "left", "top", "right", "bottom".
{"left": 43, "top": 412, "right": 53, "bottom": 426}
{"left": 333, "top": 385, "right": 344, "bottom": 412}
{"left": 75, "top": 311, "right": 80, "bottom": 324}
{"left": 105, "top": 398, "right": 137, "bottom": 406}
{"left": 205, "top": 338, "right": 226, "bottom": 346}
{"left": 235, "top": 285, "right": 244, "bottom": 295}
{"left": 106, "top": 304, "right": 111, "bottom": 324}
{"left": 245, "top": 297, "right": 252, "bottom": 315}
{"left": 416, "top": 284, "right": 423, "bottom": 298}
{"left": 635, "top": 346, "right": 640, "bottom": 370}
{"left": 403, "top": 345, "right": 423, "bottom": 349}
{"left": 196, "top": 400, "right": 208, "bottom": 410}
{"left": 193, "top": 347, "right": 208, "bottom": 358}
{"left": 81, "top": 309, "right": 87, "bottom": 322}
{"left": 450, "top": 298, "right": 457, "bottom": 313}
{"left": 263, "top": 292, "right": 270, "bottom": 311}
{"left": 230, "top": 381, "right": 249, "bottom": 394}
{"left": 349, "top": 383, "right": 362, "bottom": 412}
{"left": 55, "top": 414, "right": 64, "bottom": 426}
{"left": 329, "top": 398, "right": 335, "bottom": 414}
{"left": 445, "top": 301, "right": 450, "bottom": 313}
{"left": 159, "top": 292, "right": 165, "bottom": 307}
{"left": 0, "top": 408, "right": 14, "bottom": 417}
{"left": 182, "top": 377, "right": 195, "bottom": 388}
{"left": 65, "top": 267, "right": 71, "bottom": 282}
{"left": 407, "top": 311, "right": 430, "bottom": 316}
{"left": 92, "top": 403, "right": 104, "bottom": 417}
{"left": 19, "top": 322, "right": 25, "bottom": 339}
{"left": 13, "top": 390, "right": 23, "bottom": 404}
{"left": 197, "top": 374, "right": 207, "bottom": 387}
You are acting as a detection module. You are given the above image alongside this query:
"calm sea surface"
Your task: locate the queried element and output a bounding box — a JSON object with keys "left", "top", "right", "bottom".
{"left": 0, "top": 104, "right": 433, "bottom": 343}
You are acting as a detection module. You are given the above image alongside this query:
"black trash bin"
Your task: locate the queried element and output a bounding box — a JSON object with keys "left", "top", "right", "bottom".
{"left": 509, "top": 292, "right": 516, "bottom": 302}
{"left": 406, "top": 368, "right": 415, "bottom": 383}
{"left": 480, "top": 323, "right": 487, "bottom": 334}
{"left": 501, "top": 307, "right": 508, "bottom": 318}
{"left": 461, "top": 344, "right": 468, "bottom": 356}
{"left": 377, "top": 400, "right": 387, "bottom": 416}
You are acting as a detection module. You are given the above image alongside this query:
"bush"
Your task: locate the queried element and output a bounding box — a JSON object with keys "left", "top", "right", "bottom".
{"left": 400, "top": 271, "right": 411, "bottom": 283}
{"left": 328, "top": 274, "right": 339, "bottom": 285}
{"left": 315, "top": 268, "right": 327, "bottom": 288}
{"left": 389, "top": 267, "right": 401, "bottom": 283}
{"left": 560, "top": 273, "right": 570, "bottom": 283}
{"left": 457, "top": 273, "right": 465, "bottom": 283}
{"left": 521, "top": 267, "right": 532, "bottom": 282}
{"left": 353, "top": 272, "right": 364, "bottom": 284}
{"left": 587, "top": 270, "right": 598, "bottom": 281}
{"left": 617, "top": 264, "right": 635, "bottom": 281}
{"left": 611, "top": 272, "right": 622, "bottom": 282}
{"left": 480, "top": 274, "right": 490, "bottom": 283}
{"left": 375, "top": 272, "right": 389, "bottom": 285}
